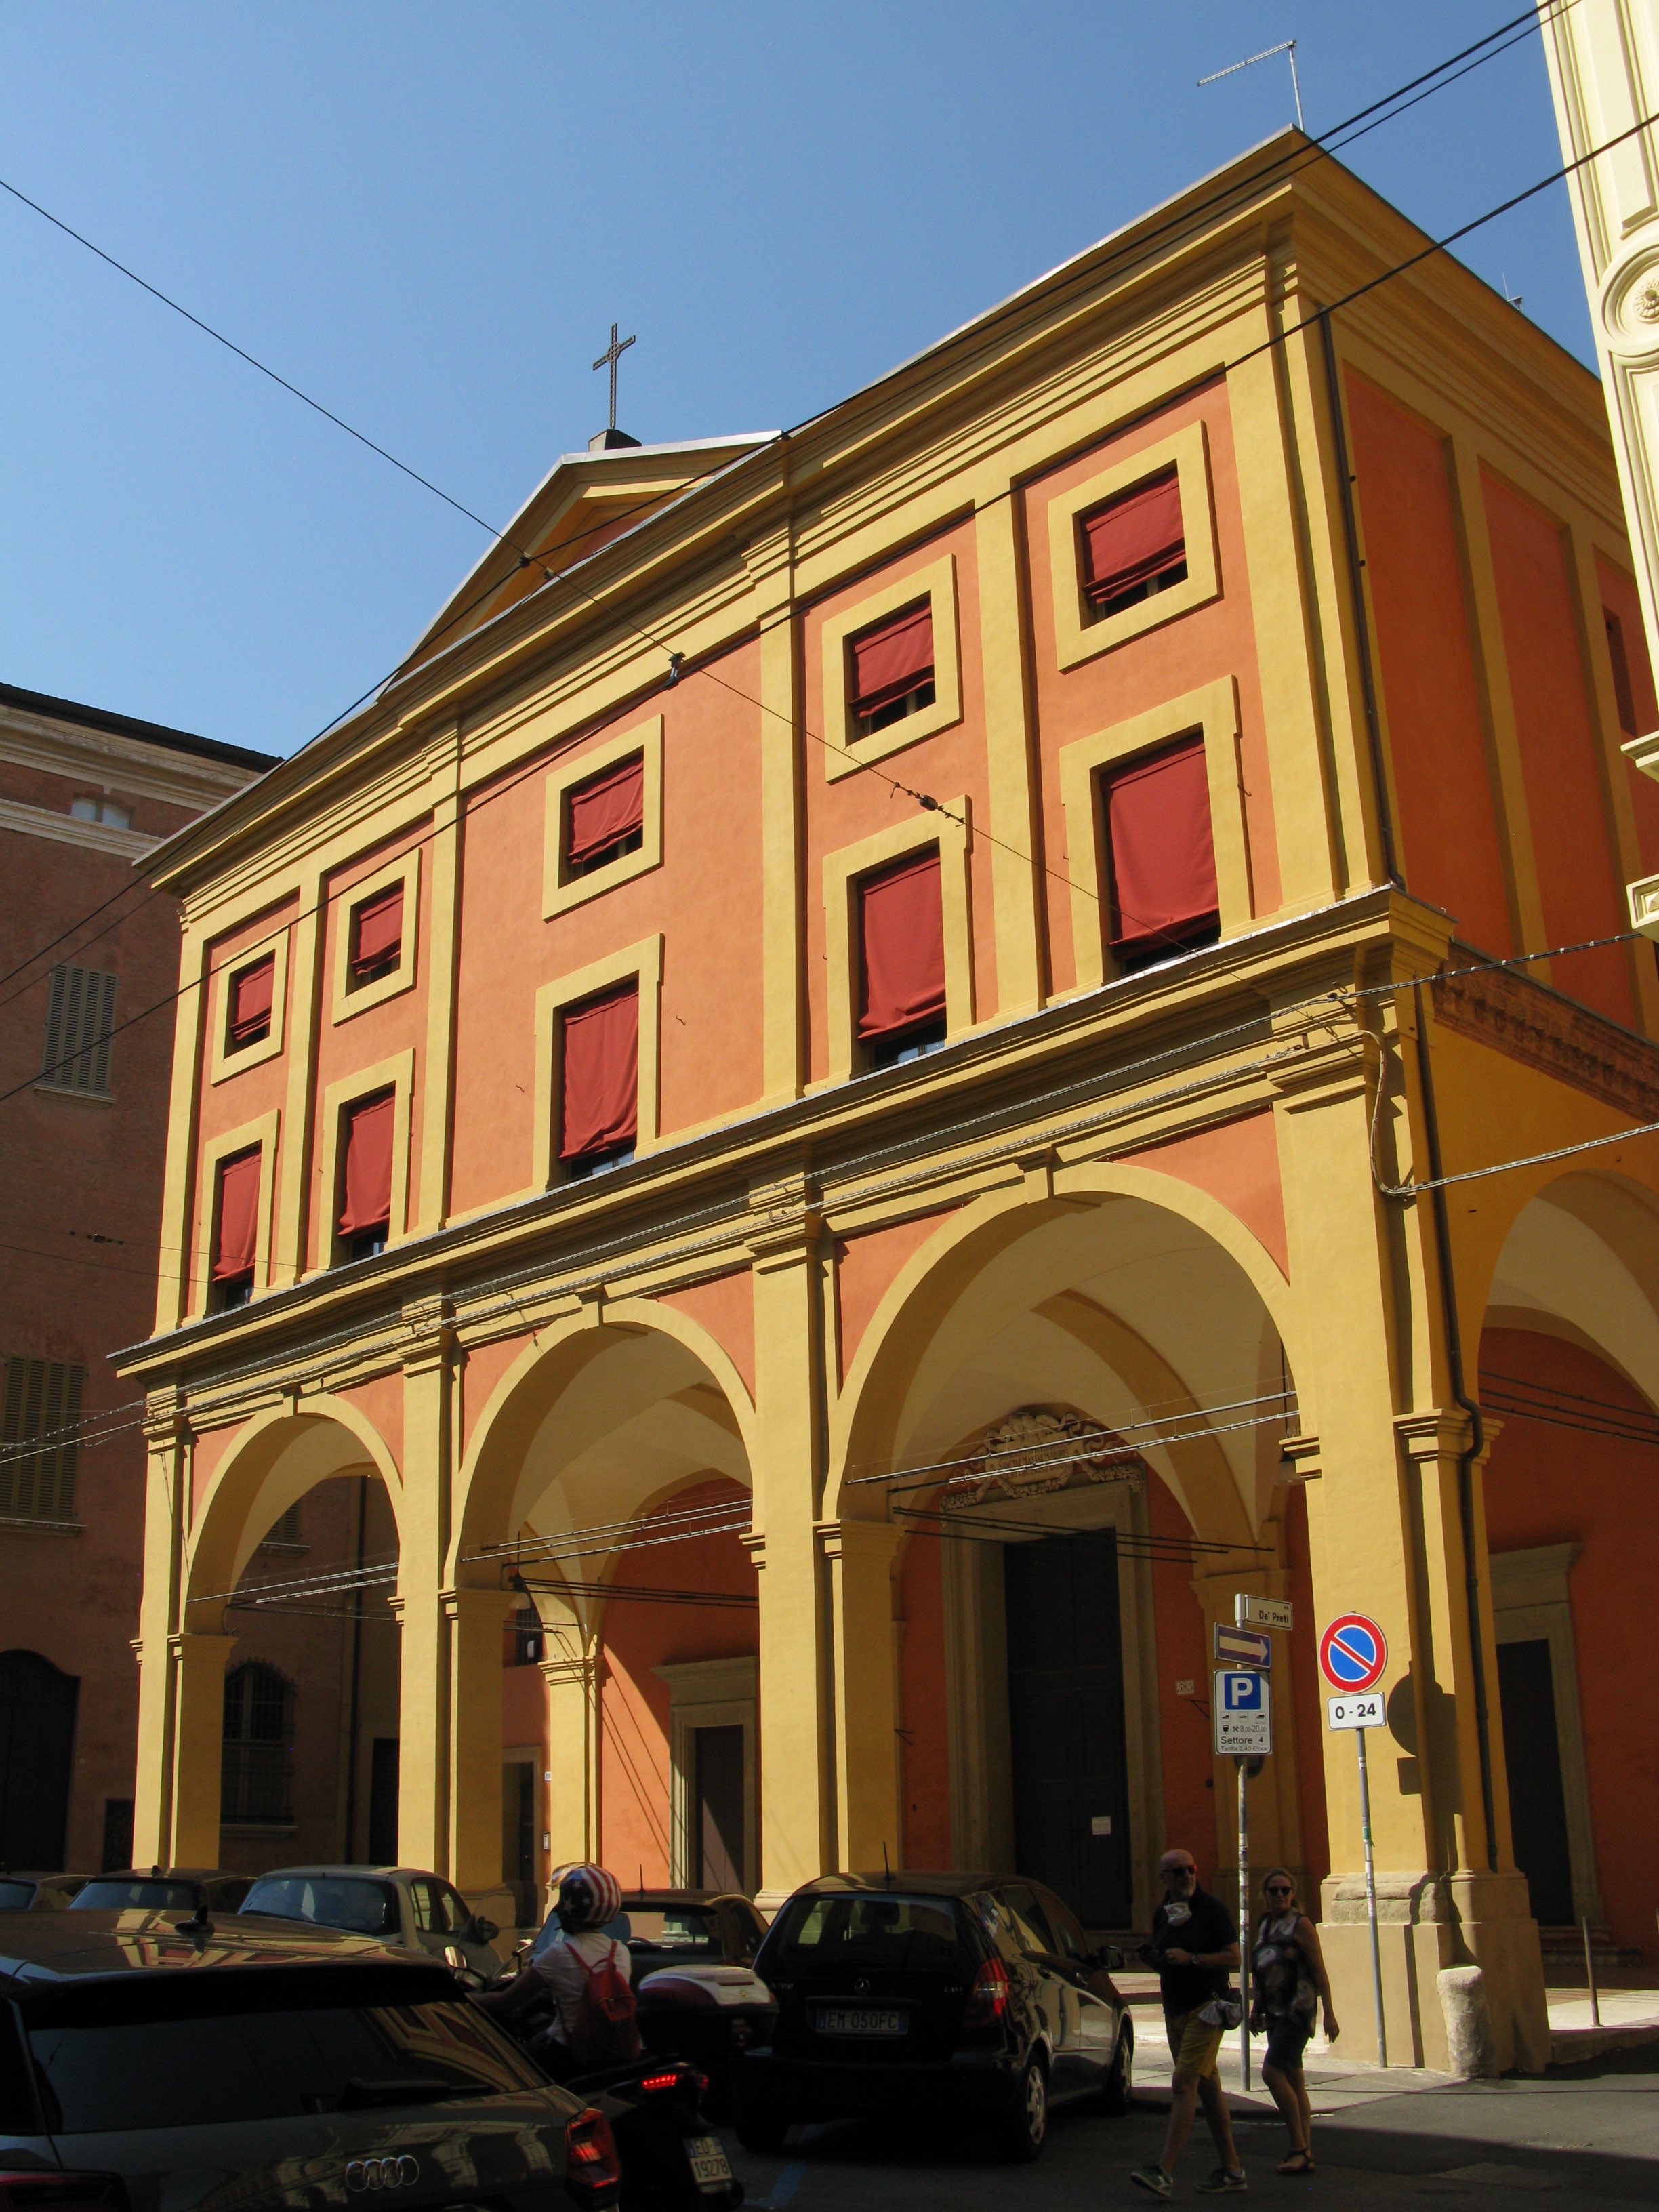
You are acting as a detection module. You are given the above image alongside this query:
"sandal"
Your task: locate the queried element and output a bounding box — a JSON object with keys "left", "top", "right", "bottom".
{"left": 1275, "top": 2151, "right": 1315, "bottom": 2175}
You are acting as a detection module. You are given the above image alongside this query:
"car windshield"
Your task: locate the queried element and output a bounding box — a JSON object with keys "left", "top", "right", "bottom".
{"left": 18, "top": 1966, "right": 541, "bottom": 2133}
{"left": 70, "top": 1881, "right": 197, "bottom": 1912}
{"left": 626, "top": 1907, "right": 722, "bottom": 1957}
{"left": 766, "top": 1892, "right": 964, "bottom": 1965}
{"left": 0, "top": 1881, "right": 35, "bottom": 1909}
{"left": 241, "top": 1876, "right": 401, "bottom": 1939}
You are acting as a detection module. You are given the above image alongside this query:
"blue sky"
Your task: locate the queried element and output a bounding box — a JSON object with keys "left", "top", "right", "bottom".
{"left": 0, "top": 2, "right": 1591, "bottom": 759}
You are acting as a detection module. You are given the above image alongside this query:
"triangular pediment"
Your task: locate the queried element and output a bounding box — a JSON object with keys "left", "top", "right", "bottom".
{"left": 404, "top": 432, "right": 773, "bottom": 671}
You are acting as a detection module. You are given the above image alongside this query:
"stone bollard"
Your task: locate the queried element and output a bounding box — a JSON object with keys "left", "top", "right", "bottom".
{"left": 1439, "top": 1964, "right": 1498, "bottom": 2078}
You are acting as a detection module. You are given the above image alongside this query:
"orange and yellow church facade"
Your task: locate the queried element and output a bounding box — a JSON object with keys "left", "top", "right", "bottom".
{"left": 124, "top": 134, "right": 1659, "bottom": 2076}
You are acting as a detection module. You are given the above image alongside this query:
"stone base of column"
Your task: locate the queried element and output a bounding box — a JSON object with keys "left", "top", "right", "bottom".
{"left": 1319, "top": 1868, "right": 1547, "bottom": 2074}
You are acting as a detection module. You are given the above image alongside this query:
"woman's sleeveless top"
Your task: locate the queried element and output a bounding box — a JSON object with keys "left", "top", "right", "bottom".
{"left": 1253, "top": 1910, "right": 1317, "bottom": 2022}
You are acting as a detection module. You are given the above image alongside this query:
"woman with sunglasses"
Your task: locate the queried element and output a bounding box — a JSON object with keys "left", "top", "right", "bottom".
{"left": 1250, "top": 1869, "right": 1337, "bottom": 2175}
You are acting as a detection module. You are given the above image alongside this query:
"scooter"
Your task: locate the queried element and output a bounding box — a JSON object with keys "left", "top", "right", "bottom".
{"left": 481, "top": 1980, "right": 743, "bottom": 2209}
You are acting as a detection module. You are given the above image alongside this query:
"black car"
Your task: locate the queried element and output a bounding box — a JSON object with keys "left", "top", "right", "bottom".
{"left": 737, "top": 1871, "right": 1132, "bottom": 2160}
{"left": 0, "top": 1872, "right": 89, "bottom": 1911}
{"left": 67, "top": 1867, "right": 252, "bottom": 1914}
{"left": 0, "top": 1909, "right": 619, "bottom": 2209}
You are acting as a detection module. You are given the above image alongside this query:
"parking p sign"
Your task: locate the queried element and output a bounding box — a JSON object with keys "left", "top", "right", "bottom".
{"left": 1213, "top": 1668, "right": 1273, "bottom": 1756}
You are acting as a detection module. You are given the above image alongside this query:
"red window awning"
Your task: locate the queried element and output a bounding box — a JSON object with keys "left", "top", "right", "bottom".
{"left": 228, "top": 956, "right": 274, "bottom": 1046}
{"left": 1103, "top": 737, "right": 1218, "bottom": 951}
{"left": 560, "top": 984, "right": 639, "bottom": 1161}
{"left": 351, "top": 884, "right": 404, "bottom": 981}
{"left": 567, "top": 754, "right": 645, "bottom": 868}
{"left": 1082, "top": 472, "right": 1185, "bottom": 608}
{"left": 857, "top": 849, "right": 947, "bottom": 1038}
{"left": 849, "top": 602, "right": 935, "bottom": 719}
{"left": 337, "top": 1090, "right": 395, "bottom": 1237}
{"left": 213, "top": 1149, "right": 262, "bottom": 1282}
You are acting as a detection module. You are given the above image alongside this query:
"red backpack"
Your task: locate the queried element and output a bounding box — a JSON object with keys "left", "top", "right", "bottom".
{"left": 569, "top": 1939, "right": 642, "bottom": 2066}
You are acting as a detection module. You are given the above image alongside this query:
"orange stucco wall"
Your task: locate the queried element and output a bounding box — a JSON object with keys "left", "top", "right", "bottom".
{"left": 449, "top": 644, "right": 766, "bottom": 1218}
{"left": 1122, "top": 1111, "right": 1288, "bottom": 1277}
{"left": 598, "top": 1479, "right": 758, "bottom": 1885}
{"left": 1149, "top": 1473, "right": 1216, "bottom": 1872}
{"left": 1479, "top": 1327, "right": 1658, "bottom": 1961}
{"left": 310, "top": 826, "right": 432, "bottom": 1265}
{"left": 800, "top": 519, "right": 998, "bottom": 1079}
{"left": 834, "top": 1209, "right": 958, "bottom": 1386}
{"left": 1483, "top": 470, "right": 1635, "bottom": 1023}
{"left": 1596, "top": 554, "right": 1659, "bottom": 880}
{"left": 1346, "top": 375, "right": 1513, "bottom": 958}
{"left": 899, "top": 1520, "right": 951, "bottom": 1867}
{"left": 1025, "top": 382, "right": 1280, "bottom": 995}
{"left": 657, "top": 1273, "right": 756, "bottom": 1401}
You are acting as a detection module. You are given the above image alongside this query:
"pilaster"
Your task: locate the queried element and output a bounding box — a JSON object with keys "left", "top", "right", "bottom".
{"left": 168, "top": 1630, "right": 239, "bottom": 1868}
{"left": 972, "top": 481, "right": 1044, "bottom": 1016}
{"left": 132, "top": 1388, "right": 190, "bottom": 1864}
{"left": 416, "top": 721, "right": 464, "bottom": 1232}
{"left": 273, "top": 869, "right": 325, "bottom": 1284}
{"left": 747, "top": 525, "right": 804, "bottom": 1105}
{"left": 396, "top": 1293, "right": 456, "bottom": 1872}
{"left": 822, "top": 1515, "right": 905, "bottom": 1870}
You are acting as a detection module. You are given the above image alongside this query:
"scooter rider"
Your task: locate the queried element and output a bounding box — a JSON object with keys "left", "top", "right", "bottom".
{"left": 478, "top": 1862, "right": 637, "bottom": 2076}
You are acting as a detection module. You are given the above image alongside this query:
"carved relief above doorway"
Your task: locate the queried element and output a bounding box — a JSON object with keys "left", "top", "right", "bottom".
{"left": 945, "top": 1406, "right": 1150, "bottom": 1511}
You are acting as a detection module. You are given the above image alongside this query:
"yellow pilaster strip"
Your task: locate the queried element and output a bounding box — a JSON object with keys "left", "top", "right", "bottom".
{"left": 1227, "top": 330, "right": 1342, "bottom": 917}
{"left": 154, "top": 930, "right": 209, "bottom": 1333}
{"left": 747, "top": 524, "right": 804, "bottom": 1105}
{"left": 273, "top": 869, "right": 326, "bottom": 1284}
{"left": 416, "top": 725, "right": 464, "bottom": 1232}
{"left": 131, "top": 1391, "right": 189, "bottom": 1864}
{"left": 972, "top": 482, "right": 1044, "bottom": 1014}
{"left": 396, "top": 1295, "right": 454, "bottom": 1872}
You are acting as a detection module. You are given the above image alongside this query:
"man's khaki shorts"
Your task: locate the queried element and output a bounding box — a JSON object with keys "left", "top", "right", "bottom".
{"left": 1166, "top": 2007, "right": 1225, "bottom": 2077}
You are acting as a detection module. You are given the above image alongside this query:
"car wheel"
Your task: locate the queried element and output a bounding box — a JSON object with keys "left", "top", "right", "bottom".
{"left": 1101, "top": 2023, "right": 1134, "bottom": 2116}
{"left": 734, "top": 2106, "right": 789, "bottom": 2156}
{"left": 998, "top": 2053, "right": 1048, "bottom": 2162}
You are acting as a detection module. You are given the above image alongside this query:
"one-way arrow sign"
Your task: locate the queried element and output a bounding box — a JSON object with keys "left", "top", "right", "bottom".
{"left": 1214, "top": 1622, "right": 1272, "bottom": 1669}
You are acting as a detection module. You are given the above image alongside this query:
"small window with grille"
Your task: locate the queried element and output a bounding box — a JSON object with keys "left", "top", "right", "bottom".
{"left": 39, "top": 964, "right": 119, "bottom": 1097}
{"left": 221, "top": 1662, "right": 294, "bottom": 1825}
{"left": 0, "top": 1356, "right": 85, "bottom": 1525}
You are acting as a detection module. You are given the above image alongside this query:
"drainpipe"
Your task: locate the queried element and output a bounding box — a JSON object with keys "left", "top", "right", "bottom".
{"left": 1321, "top": 308, "right": 1498, "bottom": 1872}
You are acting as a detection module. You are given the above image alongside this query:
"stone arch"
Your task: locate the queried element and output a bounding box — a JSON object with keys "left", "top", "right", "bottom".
{"left": 833, "top": 1161, "right": 1302, "bottom": 1538}
{"left": 1477, "top": 1168, "right": 1659, "bottom": 1412}
{"left": 453, "top": 1296, "right": 757, "bottom": 1590}
{"left": 184, "top": 1396, "right": 403, "bottom": 1623}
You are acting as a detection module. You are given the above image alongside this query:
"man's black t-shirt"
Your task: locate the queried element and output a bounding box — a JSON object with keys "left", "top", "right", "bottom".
{"left": 1150, "top": 1887, "right": 1237, "bottom": 2018}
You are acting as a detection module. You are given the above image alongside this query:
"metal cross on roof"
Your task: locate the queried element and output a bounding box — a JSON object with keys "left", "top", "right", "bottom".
{"left": 592, "top": 322, "right": 636, "bottom": 434}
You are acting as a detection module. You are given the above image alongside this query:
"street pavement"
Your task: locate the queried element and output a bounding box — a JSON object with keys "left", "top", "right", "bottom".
{"left": 720, "top": 2041, "right": 1659, "bottom": 2209}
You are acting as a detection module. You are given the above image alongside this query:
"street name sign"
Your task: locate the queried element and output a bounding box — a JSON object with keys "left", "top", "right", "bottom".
{"left": 1319, "top": 1614, "right": 1388, "bottom": 1693}
{"left": 1215, "top": 1622, "right": 1272, "bottom": 1668}
{"left": 1213, "top": 1668, "right": 1273, "bottom": 1755}
{"left": 1328, "top": 1692, "right": 1386, "bottom": 1731}
{"left": 1235, "top": 1595, "right": 1293, "bottom": 1631}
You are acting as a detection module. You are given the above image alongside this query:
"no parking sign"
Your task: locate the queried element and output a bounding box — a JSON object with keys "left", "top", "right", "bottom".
{"left": 1319, "top": 1613, "right": 1387, "bottom": 1694}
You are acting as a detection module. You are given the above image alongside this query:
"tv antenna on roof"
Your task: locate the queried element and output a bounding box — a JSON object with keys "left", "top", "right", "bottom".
{"left": 1199, "top": 38, "right": 1305, "bottom": 131}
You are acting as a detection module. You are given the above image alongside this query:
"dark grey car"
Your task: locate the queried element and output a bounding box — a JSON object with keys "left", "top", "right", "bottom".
{"left": 0, "top": 1910, "right": 619, "bottom": 2210}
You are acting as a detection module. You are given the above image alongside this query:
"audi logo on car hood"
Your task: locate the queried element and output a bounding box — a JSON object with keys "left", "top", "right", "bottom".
{"left": 346, "top": 2156, "right": 419, "bottom": 2192}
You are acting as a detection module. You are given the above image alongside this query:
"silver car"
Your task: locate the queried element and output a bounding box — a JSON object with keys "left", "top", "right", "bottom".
{"left": 238, "top": 1864, "right": 504, "bottom": 1978}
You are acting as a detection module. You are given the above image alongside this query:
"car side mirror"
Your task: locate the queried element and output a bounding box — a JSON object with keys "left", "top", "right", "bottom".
{"left": 469, "top": 1915, "right": 499, "bottom": 1944}
{"left": 1094, "top": 1943, "right": 1126, "bottom": 1971}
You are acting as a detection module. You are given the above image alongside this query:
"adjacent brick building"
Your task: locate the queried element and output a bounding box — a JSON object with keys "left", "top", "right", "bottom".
{"left": 0, "top": 683, "right": 272, "bottom": 1872}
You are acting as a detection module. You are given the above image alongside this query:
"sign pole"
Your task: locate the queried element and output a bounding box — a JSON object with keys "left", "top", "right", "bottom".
{"left": 1355, "top": 1725, "right": 1387, "bottom": 2068}
{"left": 1237, "top": 1753, "right": 1251, "bottom": 2090}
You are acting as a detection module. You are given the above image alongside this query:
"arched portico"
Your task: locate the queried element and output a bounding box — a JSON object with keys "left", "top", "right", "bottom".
{"left": 808, "top": 1170, "right": 1310, "bottom": 1933}
{"left": 451, "top": 1303, "right": 758, "bottom": 1904}
{"left": 136, "top": 1398, "right": 403, "bottom": 1872}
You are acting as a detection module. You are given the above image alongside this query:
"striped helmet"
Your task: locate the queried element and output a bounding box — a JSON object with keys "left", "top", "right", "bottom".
{"left": 556, "top": 1863, "right": 623, "bottom": 1931}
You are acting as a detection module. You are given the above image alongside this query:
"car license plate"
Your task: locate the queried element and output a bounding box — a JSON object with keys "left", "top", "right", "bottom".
{"left": 689, "top": 2136, "right": 732, "bottom": 2189}
{"left": 817, "top": 2006, "right": 906, "bottom": 2035}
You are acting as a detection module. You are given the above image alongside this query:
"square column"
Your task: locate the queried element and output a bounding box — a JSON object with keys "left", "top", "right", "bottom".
{"left": 747, "top": 1172, "right": 833, "bottom": 1910}
{"left": 824, "top": 1517, "right": 905, "bottom": 1871}
{"left": 167, "top": 1630, "right": 238, "bottom": 1868}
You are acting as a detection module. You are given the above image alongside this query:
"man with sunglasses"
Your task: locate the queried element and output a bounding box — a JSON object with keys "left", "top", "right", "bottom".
{"left": 1129, "top": 1849, "right": 1247, "bottom": 2197}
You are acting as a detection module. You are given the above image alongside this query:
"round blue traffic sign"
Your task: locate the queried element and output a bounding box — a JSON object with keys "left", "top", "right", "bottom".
{"left": 1319, "top": 1614, "right": 1387, "bottom": 1692}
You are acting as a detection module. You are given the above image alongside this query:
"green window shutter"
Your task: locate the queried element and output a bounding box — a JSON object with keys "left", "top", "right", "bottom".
{"left": 0, "top": 1356, "right": 85, "bottom": 1522}
{"left": 39, "top": 964, "right": 119, "bottom": 1094}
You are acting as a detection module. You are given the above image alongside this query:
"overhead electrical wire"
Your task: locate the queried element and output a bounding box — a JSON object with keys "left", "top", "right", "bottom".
{"left": 0, "top": 1, "right": 1592, "bottom": 1008}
